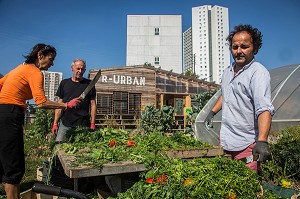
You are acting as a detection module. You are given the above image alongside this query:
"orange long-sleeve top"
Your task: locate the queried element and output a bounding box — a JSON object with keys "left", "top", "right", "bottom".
{"left": 0, "top": 63, "right": 47, "bottom": 110}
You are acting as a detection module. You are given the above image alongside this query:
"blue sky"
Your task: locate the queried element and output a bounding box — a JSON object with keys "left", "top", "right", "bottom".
{"left": 0, "top": 0, "right": 299, "bottom": 79}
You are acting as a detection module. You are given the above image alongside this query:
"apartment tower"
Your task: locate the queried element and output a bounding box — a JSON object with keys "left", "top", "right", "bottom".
{"left": 184, "top": 5, "right": 230, "bottom": 84}
{"left": 126, "top": 15, "right": 182, "bottom": 74}
{"left": 42, "top": 71, "right": 62, "bottom": 101}
{"left": 183, "top": 27, "right": 193, "bottom": 73}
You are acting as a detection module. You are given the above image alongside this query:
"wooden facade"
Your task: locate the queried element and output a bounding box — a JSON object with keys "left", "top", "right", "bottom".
{"left": 89, "top": 65, "right": 220, "bottom": 130}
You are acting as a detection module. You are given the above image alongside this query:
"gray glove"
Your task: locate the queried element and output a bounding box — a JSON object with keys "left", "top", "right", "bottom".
{"left": 252, "top": 141, "right": 271, "bottom": 162}
{"left": 205, "top": 110, "right": 216, "bottom": 128}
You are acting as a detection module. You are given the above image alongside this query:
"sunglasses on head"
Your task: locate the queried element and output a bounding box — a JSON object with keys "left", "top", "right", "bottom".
{"left": 41, "top": 45, "right": 56, "bottom": 53}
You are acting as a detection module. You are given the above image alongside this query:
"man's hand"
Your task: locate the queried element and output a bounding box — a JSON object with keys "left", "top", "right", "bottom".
{"left": 252, "top": 141, "right": 271, "bottom": 162}
{"left": 205, "top": 110, "right": 216, "bottom": 128}
{"left": 66, "top": 97, "right": 82, "bottom": 109}
{"left": 90, "top": 123, "right": 96, "bottom": 130}
{"left": 52, "top": 124, "right": 58, "bottom": 134}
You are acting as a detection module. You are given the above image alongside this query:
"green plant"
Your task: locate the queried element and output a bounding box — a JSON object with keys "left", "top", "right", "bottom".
{"left": 27, "top": 108, "right": 54, "bottom": 137}
{"left": 187, "top": 90, "right": 217, "bottom": 124}
{"left": 185, "top": 69, "right": 199, "bottom": 79}
{"left": 141, "top": 104, "right": 174, "bottom": 133}
{"left": 270, "top": 126, "right": 300, "bottom": 179}
{"left": 110, "top": 157, "right": 263, "bottom": 199}
{"left": 159, "top": 106, "right": 174, "bottom": 132}
{"left": 261, "top": 125, "right": 300, "bottom": 191}
{"left": 261, "top": 159, "right": 283, "bottom": 183}
{"left": 141, "top": 104, "right": 160, "bottom": 133}
{"left": 58, "top": 128, "right": 211, "bottom": 168}
{"left": 104, "top": 115, "right": 121, "bottom": 129}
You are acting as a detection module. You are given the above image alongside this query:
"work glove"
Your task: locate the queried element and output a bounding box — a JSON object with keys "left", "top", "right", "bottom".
{"left": 52, "top": 124, "right": 58, "bottom": 134}
{"left": 65, "top": 97, "right": 81, "bottom": 109}
{"left": 90, "top": 123, "right": 96, "bottom": 130}
{"left": 252, "top": 141, "right": 271, "bottom": 162}
{"left": 205, "top": 110, "right": 216, "bottom": 128}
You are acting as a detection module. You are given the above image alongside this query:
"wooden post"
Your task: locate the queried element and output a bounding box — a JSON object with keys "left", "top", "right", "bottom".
{"left": 185, "top": 95, "right": 191, "bottom": 107}
{"left": 184, "top": 95, "right": 192, "bottom": 129}
{"left": 160, "top": 94, "right": 164, "bottom": 108}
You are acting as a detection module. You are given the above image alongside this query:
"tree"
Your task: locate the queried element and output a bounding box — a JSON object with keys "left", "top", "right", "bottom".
{"left": 144, "top": 62, "right": 152, "bottom": 67}
{"left": 185, "top": 70, "right": 199, "bottom": 79}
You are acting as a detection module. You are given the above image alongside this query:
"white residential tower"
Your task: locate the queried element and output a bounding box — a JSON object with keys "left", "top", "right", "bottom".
{"left": 126, "top": 15, "right": 183, "bottom": 74}
{"left": 184, "top": 5, "right": 230, "bottom": 84}
{"left": 42, "top": 71, "right": 62, "bottom": 101}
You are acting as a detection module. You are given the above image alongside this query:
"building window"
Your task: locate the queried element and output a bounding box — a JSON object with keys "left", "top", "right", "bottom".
{"left": 155, "top": 28, "right": 160, "bottom": 35}
{"left": 155, "top": 57, "right": 160, "bottom": 65}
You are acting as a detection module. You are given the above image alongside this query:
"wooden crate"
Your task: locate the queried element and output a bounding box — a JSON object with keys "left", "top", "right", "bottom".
{"left": 20, "top": 189, "right": 61, "bottom": 199}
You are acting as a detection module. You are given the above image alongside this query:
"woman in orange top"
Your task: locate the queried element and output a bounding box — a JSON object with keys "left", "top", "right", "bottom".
{"left": 0, "top": 43, "right": 81, "bottom": 199}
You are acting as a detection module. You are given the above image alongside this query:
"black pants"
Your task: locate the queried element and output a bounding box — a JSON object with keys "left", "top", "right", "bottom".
{"left": 0, "top": 104, "right": 25, "bottom": 184}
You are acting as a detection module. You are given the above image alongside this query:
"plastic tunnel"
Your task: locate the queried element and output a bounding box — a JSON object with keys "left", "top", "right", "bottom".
{"left": 194, "top": 64, "right": 300, "bottom": 145}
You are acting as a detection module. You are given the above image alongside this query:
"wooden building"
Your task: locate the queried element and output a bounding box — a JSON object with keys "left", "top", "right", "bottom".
{"left": 89, "top": 65, "right": 220, "bottom": 130}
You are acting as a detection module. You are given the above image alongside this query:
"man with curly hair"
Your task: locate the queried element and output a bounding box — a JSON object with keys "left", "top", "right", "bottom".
{"left": 205, "top": 24, "right": 274, "bottom": 172}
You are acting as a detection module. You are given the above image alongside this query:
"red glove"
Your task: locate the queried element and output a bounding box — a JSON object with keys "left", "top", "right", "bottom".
{"left": 90, "top": 123, "right": 96, "bottom": 130}
{"left": 52, "top": 124, "right": 58, "bottom": 134}
{"left": 66, "top": 97, "right": 81, "bottom": 109}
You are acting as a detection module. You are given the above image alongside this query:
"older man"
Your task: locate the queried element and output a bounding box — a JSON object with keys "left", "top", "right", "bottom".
{"left": 52, "top": 58, "right": 97, "bottom": 142}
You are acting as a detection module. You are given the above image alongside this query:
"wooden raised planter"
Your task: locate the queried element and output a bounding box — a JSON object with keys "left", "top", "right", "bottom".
{"left": 57, "top": 146, "right": 224, "bottom": 179}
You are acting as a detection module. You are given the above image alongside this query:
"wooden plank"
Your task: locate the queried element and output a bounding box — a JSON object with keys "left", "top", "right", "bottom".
{"left": 20, "top": 189, "right": 58, "bottom": 199}
{"left": 57, "top": 146, "right": 224, "bottom": 179}
{"left": 164, "top": 147, "right": 224, "bottom": 159}
{"left": 20, "top": 189, "right": 36, "bottom": 199}
{"left": 57, "top": 150, "right": 147, "bottom": 179}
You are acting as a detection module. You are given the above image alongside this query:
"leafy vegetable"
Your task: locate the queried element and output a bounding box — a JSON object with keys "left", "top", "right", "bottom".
{"left": 56, "top": 127, "right": 211, "bottom": 168}
{"left": 262, "top": 125, "right": 300, "bottom": 186}
{"left": 111, "top": 157, "right": 262, "bottom": 199}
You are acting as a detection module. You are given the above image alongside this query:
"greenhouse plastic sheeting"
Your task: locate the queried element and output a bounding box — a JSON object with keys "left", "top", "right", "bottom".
{"left": 193, "top": 89, "right": 221, "bottom": 146}
{"left": 194, "top": 64, "right": 300, "bottom": 144}
{"left": 262, "top": 183, "right": 300, "bottom": 198}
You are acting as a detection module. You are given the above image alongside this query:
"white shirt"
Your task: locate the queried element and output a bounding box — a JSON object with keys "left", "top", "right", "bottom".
{"left": 220, "top": 59, "right": 275, "bottom": 151}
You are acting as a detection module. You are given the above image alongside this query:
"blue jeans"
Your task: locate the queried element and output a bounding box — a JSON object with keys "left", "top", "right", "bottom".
{"left": 55, "top": 123, "right": 72, "bottom": 142}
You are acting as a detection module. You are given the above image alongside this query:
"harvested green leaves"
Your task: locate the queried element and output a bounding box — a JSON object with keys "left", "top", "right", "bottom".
{"left": 113, "top": 157, "right": 262, "bottom": 199}
{"left": 56, "top": 127, "right": 211, "bottom": 168}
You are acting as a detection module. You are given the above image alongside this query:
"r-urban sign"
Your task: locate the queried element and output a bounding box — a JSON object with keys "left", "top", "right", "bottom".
{"left": 100, "top": 75, "right": 146, "bottom": 86}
